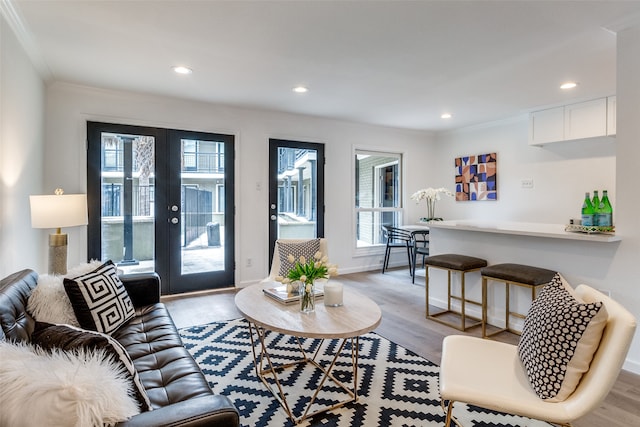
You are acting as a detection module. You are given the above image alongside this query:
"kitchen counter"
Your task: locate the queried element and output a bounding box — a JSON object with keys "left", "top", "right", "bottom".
{"left": 425, "top": 219, "right": 621, "bottom": 243}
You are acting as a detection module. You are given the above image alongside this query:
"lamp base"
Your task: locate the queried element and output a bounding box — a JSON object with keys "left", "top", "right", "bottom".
{"left": 48, "top": 233, "right": 68, "bottom": 275}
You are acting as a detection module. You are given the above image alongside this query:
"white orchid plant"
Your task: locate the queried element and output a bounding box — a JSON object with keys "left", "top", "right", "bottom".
{"left": 410, "top": 187, "right": 454, "bottom": 221}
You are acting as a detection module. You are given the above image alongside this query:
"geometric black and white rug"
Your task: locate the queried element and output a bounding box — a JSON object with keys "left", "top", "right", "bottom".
{"left": 179, "top": 319, "right": 551, "bottom": 427}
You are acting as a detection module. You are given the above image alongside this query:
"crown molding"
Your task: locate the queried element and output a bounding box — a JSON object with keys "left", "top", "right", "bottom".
{"left": 0, "top": 0, "right": 52, "bottom": 79}
{"left": 602, "top": 12, "right": 640, "bottom": 35}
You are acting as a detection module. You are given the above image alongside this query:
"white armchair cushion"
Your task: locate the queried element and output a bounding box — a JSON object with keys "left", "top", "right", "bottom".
{"left": 517, "top": 273, "right": 607, "bottom": 402}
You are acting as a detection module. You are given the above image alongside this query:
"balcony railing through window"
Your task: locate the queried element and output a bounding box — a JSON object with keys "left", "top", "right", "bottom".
{"left": 182, "top": 152, "right": 225, "bottom": 173}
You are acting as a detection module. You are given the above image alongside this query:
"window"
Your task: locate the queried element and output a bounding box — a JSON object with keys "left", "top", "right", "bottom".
{"left": 182, "top": 140, "right": 225, "bottom": 173}
{"left": 355, "top": 150, "right": 403, "bottom": 248}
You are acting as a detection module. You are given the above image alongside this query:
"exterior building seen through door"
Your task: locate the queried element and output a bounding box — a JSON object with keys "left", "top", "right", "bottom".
{"left": 87, "top": 122, "right": 235, "bottom": 294}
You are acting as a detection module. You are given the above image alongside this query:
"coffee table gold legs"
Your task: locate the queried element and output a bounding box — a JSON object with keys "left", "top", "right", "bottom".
{"left": 246, "top": 322, "right": 360, "bottom": 424}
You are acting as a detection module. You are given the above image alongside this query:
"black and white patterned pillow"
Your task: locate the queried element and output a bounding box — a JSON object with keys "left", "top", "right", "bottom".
{"left": 64, "top": 260, "right": 134, "bottom": 334}
{"left": 277, "top": 239, "right": 321, "bottom": 277}
{"left": 32, "top": 322, "right": 153, "bottom": 412}
{"left": 518, "top": 273, "right": 608, "bottom": 402}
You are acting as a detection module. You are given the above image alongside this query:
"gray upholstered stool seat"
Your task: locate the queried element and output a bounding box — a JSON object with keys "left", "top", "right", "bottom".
{"left": 425, "top": 254, "right": 488, "bottom": 271}
{"left": 424, "top": 254, "right": 488, "bottom": 331}
{"left": 481, "top": 263, "right": 557, "bottom": 338}
{"left": 480, "top": 263, "right": 556, "bottom": 286}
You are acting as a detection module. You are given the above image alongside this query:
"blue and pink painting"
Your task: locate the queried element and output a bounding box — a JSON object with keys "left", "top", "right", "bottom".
{"left": 455, "top": 152, "right": 497, "bottom": 201}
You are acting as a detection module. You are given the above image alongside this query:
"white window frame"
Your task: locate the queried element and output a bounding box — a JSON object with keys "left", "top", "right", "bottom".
{"left": 353, "top": 148, "right": 404, "bottom": 256}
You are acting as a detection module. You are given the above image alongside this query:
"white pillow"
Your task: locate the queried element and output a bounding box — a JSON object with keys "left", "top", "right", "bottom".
{"left": 0, "top": 341, "right": 140, "bottom": 427}
{"left": 28, "top": 260, "right": 103, "bottom": 326}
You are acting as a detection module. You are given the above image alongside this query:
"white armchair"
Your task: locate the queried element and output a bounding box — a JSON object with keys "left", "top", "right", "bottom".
{"left": 439, "top": 284, "right": 636, "bottom": 427}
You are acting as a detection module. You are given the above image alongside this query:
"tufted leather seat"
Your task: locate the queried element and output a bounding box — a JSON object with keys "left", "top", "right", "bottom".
{"left": 112, "top": 303, "right": 214, "bottom": 408}
{"left": 0, "top": 269, "right": 38, "bottom": 343}
{"left": 0, "top": 269, "right": 239, "bottom": 427}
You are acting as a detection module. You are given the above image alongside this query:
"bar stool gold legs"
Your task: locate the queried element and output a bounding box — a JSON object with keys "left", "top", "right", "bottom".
{"left": 425, "top": 254, "right": 487, "bottom": 332}
{"left": 482, "top": 277, "right": 543, "bottom": 338}
{"left": 480, "top": 263, "right": 557, "bottom": 338}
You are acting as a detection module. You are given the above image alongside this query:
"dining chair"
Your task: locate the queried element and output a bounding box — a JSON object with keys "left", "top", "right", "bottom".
{"left": 381, "top": 225, "right": 414, "bottom": 274}
{"left": 411, "top": 230, "right": 429, "bottom": 283}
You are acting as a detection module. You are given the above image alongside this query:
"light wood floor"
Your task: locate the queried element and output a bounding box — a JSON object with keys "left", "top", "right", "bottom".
{"left": 163, "top": 267, "right": 640, "bottom": 427}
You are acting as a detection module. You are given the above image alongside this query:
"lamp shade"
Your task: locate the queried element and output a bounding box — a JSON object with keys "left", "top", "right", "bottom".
{"left": 30, "top": 194, "right": 88, "bottom": 229}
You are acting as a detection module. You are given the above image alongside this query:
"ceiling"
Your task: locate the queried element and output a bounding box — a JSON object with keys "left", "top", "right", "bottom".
{"left": 5, "top": 0, "right": 640, "bottom": 132}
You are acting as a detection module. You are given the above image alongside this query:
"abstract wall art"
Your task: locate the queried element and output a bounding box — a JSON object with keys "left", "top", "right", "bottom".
{"left": 455, "top": 152, "right": 497, "bottom": 201}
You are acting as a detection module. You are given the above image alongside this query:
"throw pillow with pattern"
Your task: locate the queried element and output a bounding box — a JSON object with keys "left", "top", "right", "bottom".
{"left": 277, "top": 239, "right": 321, "bottom": 277}
{"left": 517, "top": 273, "right": 608, "bottom": 402}
{"left": 64, "top": 260, "right": 135, "bottom": 334}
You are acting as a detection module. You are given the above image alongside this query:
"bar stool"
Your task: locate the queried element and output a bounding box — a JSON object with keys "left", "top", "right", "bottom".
{"left": 481, "top": 263, "right": 557, "bottom": 338}
{"left": 425, "top": 254, "right": 488, "bottom": 331}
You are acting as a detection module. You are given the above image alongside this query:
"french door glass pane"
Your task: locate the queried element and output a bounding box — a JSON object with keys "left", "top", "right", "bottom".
{"left": 276, "top": 147, "right": 318, "bottom": 238}
{"left": 180, "top": 139, "right": 225, "bottom": 274}
{"left": 100, "top": 132, "right": 155, "bottom": 274}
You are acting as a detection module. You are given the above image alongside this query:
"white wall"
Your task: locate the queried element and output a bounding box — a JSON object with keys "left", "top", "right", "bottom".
{"left": 0, "top": 14, "right": 45, "bottom": 278}
{"left": 433, "top": 116, "right": 616, "bottom": 224}
{"left": 44, "top": 82, "right": 434, "bottom": 284}
{"left": 609, "top": 23, "right": 640, "bottom": 374}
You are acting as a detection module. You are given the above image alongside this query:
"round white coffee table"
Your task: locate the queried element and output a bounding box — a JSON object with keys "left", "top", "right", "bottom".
{"left": 235, "top": 283, "right": 382, "bottom": 424}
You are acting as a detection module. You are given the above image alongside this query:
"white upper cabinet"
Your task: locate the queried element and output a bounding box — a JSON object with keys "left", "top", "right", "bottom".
{"left": 528, "top": 96, "right": 616, "bottom": 146}
{"left": 529, "top": 107, "right": 564, "bottom": 145}
{"left": 564, "top": 98, "right": 607, "bottom": 140}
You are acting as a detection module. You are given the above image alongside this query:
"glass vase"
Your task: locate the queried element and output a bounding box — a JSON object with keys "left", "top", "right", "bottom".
{"left": 299, "top": 281, "right": 315, "bottom": 313}
{"left": 426, "top": 198, "right": 436, "bottom": 221}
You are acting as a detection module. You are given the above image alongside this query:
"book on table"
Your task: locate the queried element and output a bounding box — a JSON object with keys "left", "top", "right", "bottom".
{"left": 263, "top": 284, "right": 324, "bottom": 304}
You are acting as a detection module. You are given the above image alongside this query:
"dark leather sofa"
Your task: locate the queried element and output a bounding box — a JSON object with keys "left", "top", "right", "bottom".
{"left": 0, "top": 269, "right": 240, "bottom": 427}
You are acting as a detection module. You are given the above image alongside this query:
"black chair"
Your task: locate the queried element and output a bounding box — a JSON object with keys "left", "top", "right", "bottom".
{"left": 411, "top": 230, "right": 430, "bottom": 283}
{"left": 381, "top": 225, "right": 414, "bottom": 274}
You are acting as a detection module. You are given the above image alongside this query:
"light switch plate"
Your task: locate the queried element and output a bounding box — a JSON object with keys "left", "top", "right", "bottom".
{"left": 521, "top": 179, "right": 534, "bottom": 189}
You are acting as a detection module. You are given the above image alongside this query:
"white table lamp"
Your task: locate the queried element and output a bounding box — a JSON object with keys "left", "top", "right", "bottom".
{"left": 30, "top": 189, "right": 88, "bottom": 275}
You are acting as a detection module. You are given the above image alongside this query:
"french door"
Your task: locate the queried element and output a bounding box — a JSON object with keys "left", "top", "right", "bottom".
{"left": 87, "top": 122, "right": 235, "bottom": 294}
{"left": 268, "top": 139, "right": 325, "bottom": 267}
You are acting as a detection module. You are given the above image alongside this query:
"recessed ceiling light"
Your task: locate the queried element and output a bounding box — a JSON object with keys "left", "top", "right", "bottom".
{"left": 560, "top": 82, "right": 578, "bottom": 89}
{"left": 173, "top": 66, "right": 193, "bottom": 75}
{"left": 293, "top": 86, "right": 308, "bottom": 93}
{"left": 441, "top": 113, "right": 452, "bottom": 119}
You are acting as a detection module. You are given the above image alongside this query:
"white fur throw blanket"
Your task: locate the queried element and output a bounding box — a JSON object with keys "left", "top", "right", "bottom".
{"left": 0, "top": 341, "right": 139, "bottom": 427}
{"left": 27, "top": 260, "right": 103, "bottom": 325}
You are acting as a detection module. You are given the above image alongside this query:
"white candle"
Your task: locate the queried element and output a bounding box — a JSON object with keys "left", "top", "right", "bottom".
{"left": 324, "top": 281, "right": 343, "bottom": 307}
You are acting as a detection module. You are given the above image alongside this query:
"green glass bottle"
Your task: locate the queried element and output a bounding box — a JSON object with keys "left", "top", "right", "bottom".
{"left": 591, "top": 191, "right": 600, "bottom": 226}
{"left": 598, "top": 190, "right": 613, "bottom": 227}
{"left": 581, "top": 192, "right": 595, "bottom": 226}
